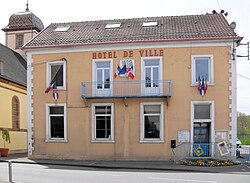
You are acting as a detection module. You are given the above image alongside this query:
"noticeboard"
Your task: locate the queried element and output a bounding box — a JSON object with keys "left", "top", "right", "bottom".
{"left": 178, "top": 130, "right": 190, "bottom": 142}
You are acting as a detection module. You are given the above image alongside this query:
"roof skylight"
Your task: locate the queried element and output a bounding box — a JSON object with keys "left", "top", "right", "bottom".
{"left": 142, "top": 21, "right": 158, "bottom": 27}
{"left": 54, "top": 26, "right": 71, "bottom": 32}
{"left": 105, "top": 23, "right": 121, "bottom": 29}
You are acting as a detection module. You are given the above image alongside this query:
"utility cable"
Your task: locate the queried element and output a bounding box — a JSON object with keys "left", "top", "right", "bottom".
{"left": 237, "top": 74, "right": 250, "bottom": 80}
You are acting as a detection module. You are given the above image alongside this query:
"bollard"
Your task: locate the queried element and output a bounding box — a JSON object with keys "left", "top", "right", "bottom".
{"left": 8, "top": 161, "right": 12, "bottom": 183}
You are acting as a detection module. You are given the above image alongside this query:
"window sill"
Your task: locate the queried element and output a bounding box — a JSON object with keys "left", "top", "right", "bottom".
{"left": 45, "top": 139, "right": 68, "bottom": 143}
{"left": 140, "top": 140, "right": 164, "bottom": 143}
{"left": 91, "top": 140, "right": 115, "bottom": 143}
{"left": 53, "top": 88, "right": 66, "bottom": 91}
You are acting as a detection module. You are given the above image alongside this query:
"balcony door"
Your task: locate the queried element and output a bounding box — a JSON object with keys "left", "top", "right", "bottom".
{"left": 93, "top": 60, "right": 113, "bottom": 97}
{"left": 141, "top": 57, "right": 162, "bottom": 96}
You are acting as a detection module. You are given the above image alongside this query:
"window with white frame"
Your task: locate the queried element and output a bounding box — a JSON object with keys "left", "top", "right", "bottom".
{"left": 92, "top": 103, "right": 114, "bottom": 142}
{"left": 191, "top": 55, "right": 214, "bottom": 85}
{"left": 194, "top": 104, "right": 211, "bottom": 120}
{"left": 141, "top": 57, "right": 162, "bottom": 95}
{"left": 140, "top": 102, "right": 164, "bottom": 142}
{"left": 92, "top": 59, "right": 113, "bottom": 96}
{"left": 46, "top": 104, "right": 67, "bottom": 141}
{"left": 47, "top": 60, "right": 66, "bottom": 90}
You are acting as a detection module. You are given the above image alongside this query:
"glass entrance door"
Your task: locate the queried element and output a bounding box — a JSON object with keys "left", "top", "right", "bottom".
{"left": 193, "top": 122, "right": 210, "bottom": 157}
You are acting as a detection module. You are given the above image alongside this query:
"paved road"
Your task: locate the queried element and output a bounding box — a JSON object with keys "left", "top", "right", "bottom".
{"left": 0, "top": 162, "right": 250, "bottom": 183}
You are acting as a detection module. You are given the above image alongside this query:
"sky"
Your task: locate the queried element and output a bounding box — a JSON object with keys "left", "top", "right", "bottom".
{"left": 0, "top": 0, "right": 250, "bottom": 114}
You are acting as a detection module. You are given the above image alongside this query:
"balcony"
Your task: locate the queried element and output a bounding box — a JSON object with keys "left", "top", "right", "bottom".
{"left": 80, "top": 80, "right": 172, "bottom": 99}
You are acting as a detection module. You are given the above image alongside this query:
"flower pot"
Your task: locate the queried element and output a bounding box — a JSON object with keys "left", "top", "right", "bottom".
{"left": 0, "top": 148, "right": 9, "bottom": 157}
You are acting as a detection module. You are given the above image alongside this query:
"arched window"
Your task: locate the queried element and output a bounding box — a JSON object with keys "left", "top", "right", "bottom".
{"left": 12, "top": 96, "right": 20, "bottom": 129}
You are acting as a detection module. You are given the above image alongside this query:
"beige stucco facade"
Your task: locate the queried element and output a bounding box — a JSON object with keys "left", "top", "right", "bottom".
{"left": 0, "top": 80, "right": 27, "bottom": 153}
{"left": 27, "top": 42, "right": 235, "bottom": 160}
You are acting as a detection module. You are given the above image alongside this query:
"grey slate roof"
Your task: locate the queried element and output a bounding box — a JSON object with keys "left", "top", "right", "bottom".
{"left": 0, "top": 44, "right": 26, "bottom": 86}
{"left": 24, "top": 13, "right": 239, "bottom": 48}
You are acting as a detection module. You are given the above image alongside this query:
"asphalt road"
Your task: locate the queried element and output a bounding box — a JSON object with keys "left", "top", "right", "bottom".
{"left": 0, "top": 162, "right": 250, "bottom": 183}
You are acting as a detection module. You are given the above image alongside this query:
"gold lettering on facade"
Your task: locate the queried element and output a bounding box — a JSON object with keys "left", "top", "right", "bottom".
{"left": 92, "top": 51, "right": 118, "bottom": 59}
{"left": 123, "top": 51, "right": 134, "bottom": 58}
{"left": 92, "top": 49, "right": 163, "bottom": 59}
{"left": 139, "top": 49, "right": 164, "bottom": 57}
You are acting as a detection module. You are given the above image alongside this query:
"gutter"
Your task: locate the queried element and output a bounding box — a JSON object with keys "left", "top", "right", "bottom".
{"left": 22, "top": 36, "right": 243, "bottom": 51}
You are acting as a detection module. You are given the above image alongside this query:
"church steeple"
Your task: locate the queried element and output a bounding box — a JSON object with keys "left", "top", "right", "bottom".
{"left": 26, "top": 0, "right": 29, "bottom": 11}
{"left": 1, "top": 0, "right": 44, "bottom": 59}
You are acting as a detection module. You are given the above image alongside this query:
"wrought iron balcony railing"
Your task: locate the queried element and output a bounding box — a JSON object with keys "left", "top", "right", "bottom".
{"left": 80, "top": 80, "right": 172, "bottom": 98}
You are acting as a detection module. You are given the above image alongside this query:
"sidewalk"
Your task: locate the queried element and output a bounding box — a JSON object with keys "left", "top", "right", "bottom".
{"left": 0, "top": 153, "right": 250, "bottom": 174}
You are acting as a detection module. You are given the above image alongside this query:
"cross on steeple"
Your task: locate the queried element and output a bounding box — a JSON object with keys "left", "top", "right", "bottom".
{"left": 26, "top": 0, "right": 29, "bottom": 11}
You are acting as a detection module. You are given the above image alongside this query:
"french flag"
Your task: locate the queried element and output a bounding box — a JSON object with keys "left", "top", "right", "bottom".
{"left": 53, "top": 92, "right": 59, "bottom": 100}
{"left": 126, "top": 65, "right": 134, "bottom": 79}
{"left": 198, "top": 77, "right": 208, "bottom": 96}
{"left": 45, "top": 81, "right": 55, "bottom": 93}
{"left": 114, "top": 65, "right": 126, "bottom": 78}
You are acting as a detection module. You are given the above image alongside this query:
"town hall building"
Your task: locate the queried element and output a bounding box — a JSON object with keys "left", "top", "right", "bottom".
{"left": 23, "top": 12, "right": 241, "bottom": 160}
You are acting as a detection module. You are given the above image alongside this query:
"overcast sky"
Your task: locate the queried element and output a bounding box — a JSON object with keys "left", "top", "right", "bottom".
{"left": 1, "top": 0, "right": 250, "bottom": 114}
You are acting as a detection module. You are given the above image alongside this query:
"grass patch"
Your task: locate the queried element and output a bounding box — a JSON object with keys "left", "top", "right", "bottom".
{"left": 239, "top": 138, "right": 250, "bottom": 145}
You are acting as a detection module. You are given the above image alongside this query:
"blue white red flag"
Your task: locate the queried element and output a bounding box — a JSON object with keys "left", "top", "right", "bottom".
{"left": 114, "top": 65, "right": 126, "bottom": 78}
{"left": 45, "top": 81, "right": 55, "bottom": 93}
{"left": 52, "top": 92, "right": 59, "bottom": 100}
{"left": 126, "top": 65, "right": 134, "bottom": 79}
{"left": 197, "top": 77, "right": 207, "bottom": 96}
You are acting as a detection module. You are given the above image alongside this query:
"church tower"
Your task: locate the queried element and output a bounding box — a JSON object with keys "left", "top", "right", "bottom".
{"left": 1, "top": 1, "right": 44, "bottom": 58}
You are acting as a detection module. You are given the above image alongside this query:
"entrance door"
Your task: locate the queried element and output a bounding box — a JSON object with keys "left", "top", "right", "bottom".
{"left": 193, "top": 122, "right": 210, "bottom": 157}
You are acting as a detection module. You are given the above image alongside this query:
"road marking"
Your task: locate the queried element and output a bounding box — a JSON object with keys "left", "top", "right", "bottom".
{"left": 244, "top": 164, "right": 250, "bottom": 169}
{"left": 148, "top": 177, "right": 217, "bottom": 183}
{"left": 88, "top": 162, "right": 97, "bottom": 166}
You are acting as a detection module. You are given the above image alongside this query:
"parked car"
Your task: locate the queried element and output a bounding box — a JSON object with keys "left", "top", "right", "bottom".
{"left": 236, "top": 138, "right": 242, "bottom": 148}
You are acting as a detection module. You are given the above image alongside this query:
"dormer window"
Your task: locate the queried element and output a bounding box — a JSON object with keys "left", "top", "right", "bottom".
{"left": 142, "top": 21, "right": 158, "bottom": 27}
{"left": 105, "top": 23, "right": 121, "bottom": 29}
{"left": 54, "top": 26, "right": 71, "bottom": 32}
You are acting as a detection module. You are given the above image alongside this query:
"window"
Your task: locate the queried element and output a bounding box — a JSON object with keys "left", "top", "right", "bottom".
{"left": 140, "top": 102, "right": 164, "bottom": 142}
{"left": 93, "top": 59, "right": 113, "bottom": 96}
{"left": 92, "top": 103, "right": 114, "bottom": 142}
{"left": 142, "top": 21, "right": 158, "bottom": 27}
{"left": 12, "top": 96, "right": 20, "bottom": 129}
{"left": 96, "top": 62, "right": 110, "bottom": 89}
{"left": 105, "top": 23, "right": 121, "bottom": 29}
{"left": 194, "top": 104, "right": 211, "bottom": 119}
{"left": 16, "top": 34, "right": 24, "bottom": 48}
{"left": 47, "top": 60, "right": 66, "bottom": 90}
{"left": 191, "top": 55, "right": 214, "bottom": 85}
{"left": 141, "top": 57, "right": 162, "bottom": 95}
{"left": 54, "top": 26, "right": 70, "bottom": 32}
{"left": 46, "top": 104, "right": 67, "bottom": 142}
